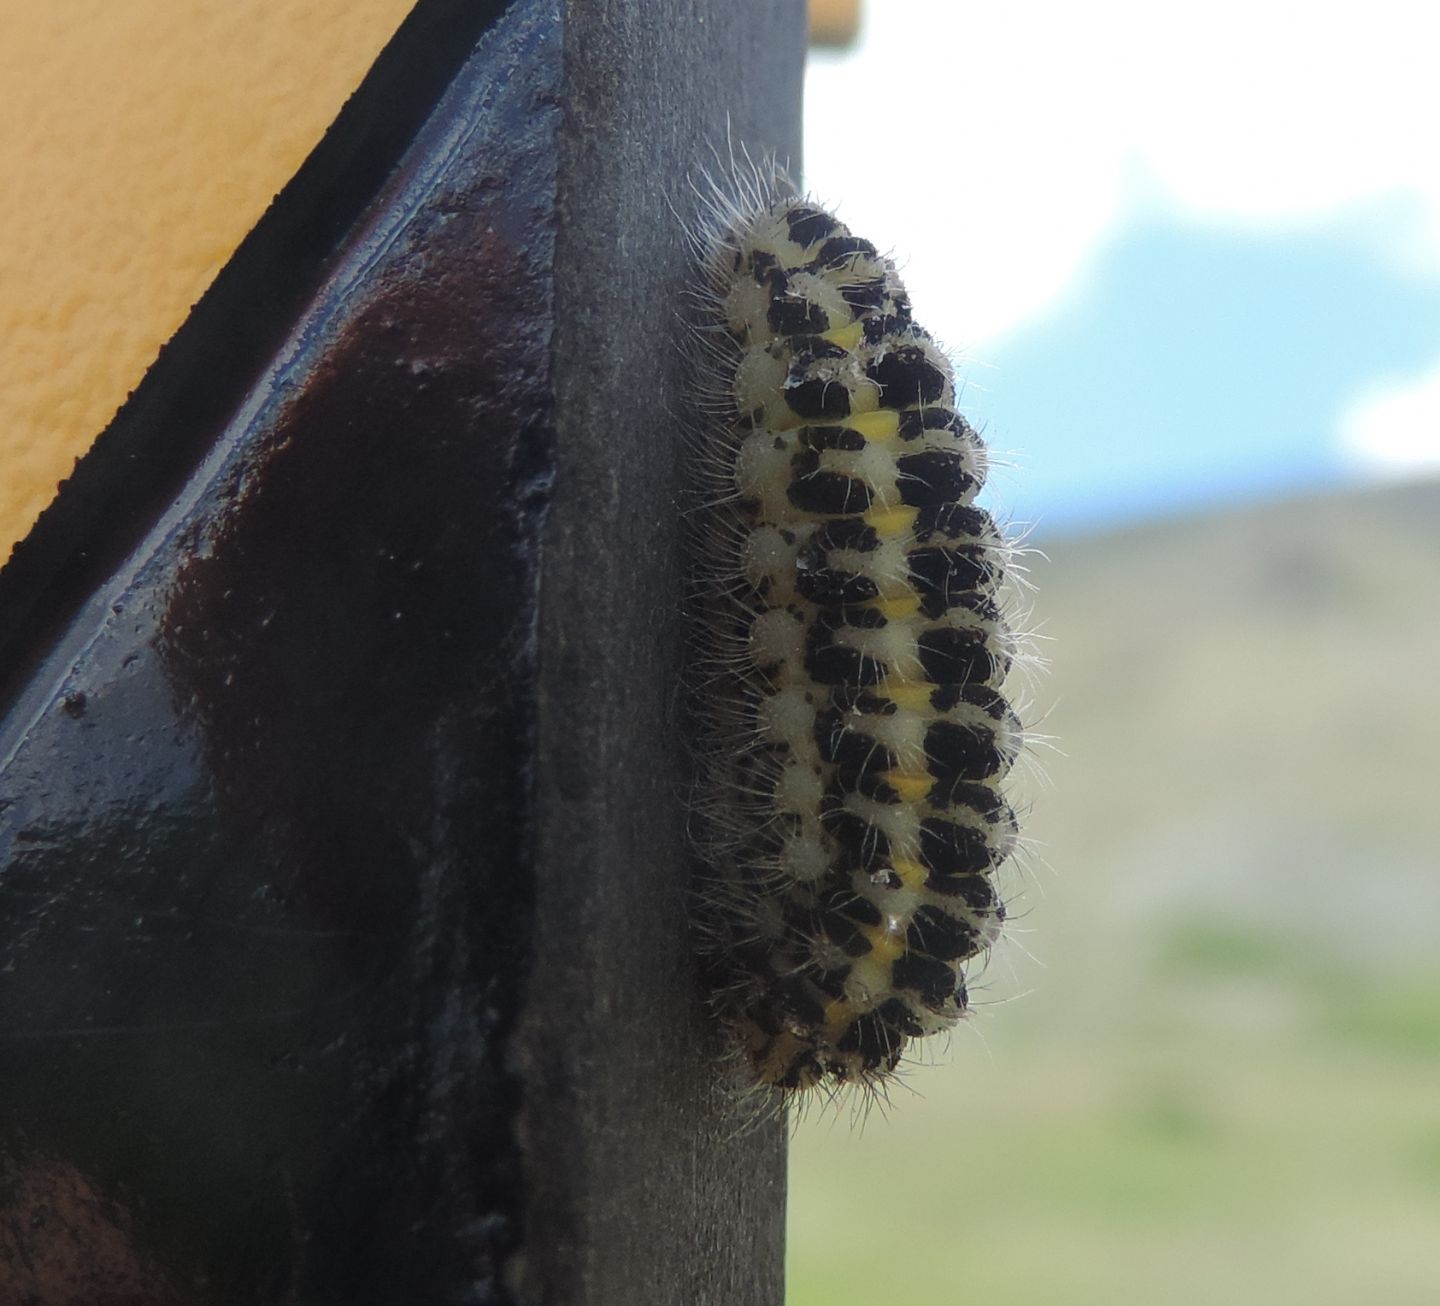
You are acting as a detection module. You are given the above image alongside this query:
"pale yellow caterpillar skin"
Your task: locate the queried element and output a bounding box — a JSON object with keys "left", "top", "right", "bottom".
{"left": 687, "top": 176, "right": 1029, "bottom": 1097}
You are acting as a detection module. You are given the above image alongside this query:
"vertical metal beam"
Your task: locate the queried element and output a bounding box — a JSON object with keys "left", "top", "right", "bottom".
{"left": 518, "top": 5, "right": 803, "bottom": 1303}
{"left": 0, "top": 1, "right": 801, "bottom": 1302}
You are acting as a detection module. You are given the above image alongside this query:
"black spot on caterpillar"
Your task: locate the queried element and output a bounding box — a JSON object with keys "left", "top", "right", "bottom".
{"left": 682, "top": 159, "right": 1036, "bottom": 1105}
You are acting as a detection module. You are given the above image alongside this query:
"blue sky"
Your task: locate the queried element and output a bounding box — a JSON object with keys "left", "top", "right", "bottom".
{"left": 804, "top": 1, "right": 1440, "bottom": 537}
{"left": 972, "top": 209, "right": 1440, "bottom": 534}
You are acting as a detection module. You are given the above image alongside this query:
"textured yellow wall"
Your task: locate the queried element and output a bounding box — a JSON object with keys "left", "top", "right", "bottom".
{"left": 0, "top": 0, "right": 416, "bottom": 562}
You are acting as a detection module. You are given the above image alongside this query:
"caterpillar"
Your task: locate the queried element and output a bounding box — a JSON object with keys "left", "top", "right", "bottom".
{"left": 684, "top": 162, "right": 1034, "bottom": 1102}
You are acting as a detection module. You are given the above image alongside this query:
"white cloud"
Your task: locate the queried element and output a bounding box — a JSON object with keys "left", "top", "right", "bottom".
{"left": 1337, "top": 364, "right": 1440, "bottom": 476}
{"left": 804, "top": 0, "right": 1440, "bottom": 349}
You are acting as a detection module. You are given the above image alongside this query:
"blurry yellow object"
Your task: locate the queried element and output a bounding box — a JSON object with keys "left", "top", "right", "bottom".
{"left": 809, "top": 0, "right": 861, "bottom": 48}
{"left": 0, "top": 0, "right": 416, "bottom": 562}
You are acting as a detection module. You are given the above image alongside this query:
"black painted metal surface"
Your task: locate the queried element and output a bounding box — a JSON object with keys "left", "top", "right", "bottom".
{"left": 519, "top": 6, "right": 801, "bottom": 1302}
{"left": 0, "top": 1, "right": 801, "bottom": 1302}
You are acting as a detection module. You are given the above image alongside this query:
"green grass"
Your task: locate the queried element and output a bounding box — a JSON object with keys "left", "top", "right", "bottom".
{"left": 787, "top": 482, "right": 1440, "bottom": 1305}
{"left": 790, "top": 1026, "right": 1440, "bottom": 1305}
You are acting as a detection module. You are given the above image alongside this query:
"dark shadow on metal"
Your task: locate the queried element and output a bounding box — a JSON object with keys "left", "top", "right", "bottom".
{"left": 0, "top": 1, "right": 800, "bottom": 1302}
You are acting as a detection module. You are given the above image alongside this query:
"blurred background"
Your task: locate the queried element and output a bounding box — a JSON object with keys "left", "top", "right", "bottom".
{"left": 2, "top": 1, "right": 1436, "bottom": 1300}
{"left": 795, "top": 3, "right": 1440, "bottom": 1303}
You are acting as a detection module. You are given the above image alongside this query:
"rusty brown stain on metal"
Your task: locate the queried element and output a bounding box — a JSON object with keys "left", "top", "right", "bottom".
{"left": 160, "top": 218, "right": 550, "bottom": 926}
{"left": 0, "top": 1154, "right": 203, "bottom": 1305}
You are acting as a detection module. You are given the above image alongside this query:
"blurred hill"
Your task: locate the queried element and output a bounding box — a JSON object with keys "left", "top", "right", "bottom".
{"left": 1024, "top": 473, "right": 1440, "bottom": 1018}
{"left": 791, "top": 476, "right": 1440, "bottom": 1306}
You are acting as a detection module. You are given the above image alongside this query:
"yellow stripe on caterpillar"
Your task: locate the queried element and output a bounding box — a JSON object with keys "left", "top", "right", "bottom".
{"left": 846, "top": 409, "right": 901, "bottom": 442}
{"left": 888, "top": 858, "right": 928, "bottom": 891}
{"left": 868, "top": 593, "right": 921, "bottom": 620}
{"left": 879, "top": 683, "right": 933, "bottom": 712}
{"left": 883, "top": 772, "right": 934, "bottom": 804}
{"left": 820, "top": 320, "right": 865, "bottom": 351}
{"left": 860, "top": 924, "right": 907, "bottom": 963}
{"left": 862, "top": 505, "right": 918, "bottom": 537}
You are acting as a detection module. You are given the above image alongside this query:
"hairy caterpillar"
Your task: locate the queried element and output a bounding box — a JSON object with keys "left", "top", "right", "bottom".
{"left": 684, "top": 163, "right": 1034, "bottom": 1101}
